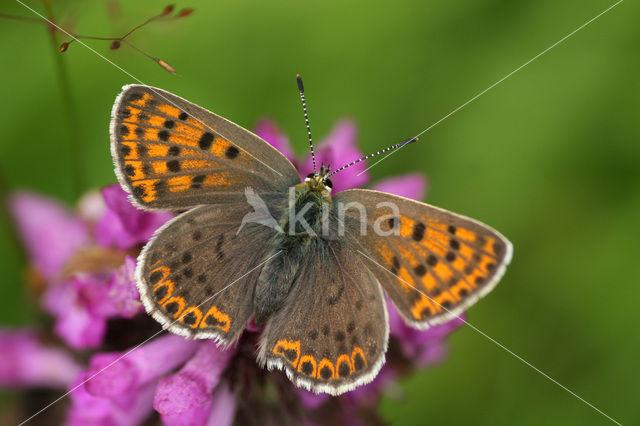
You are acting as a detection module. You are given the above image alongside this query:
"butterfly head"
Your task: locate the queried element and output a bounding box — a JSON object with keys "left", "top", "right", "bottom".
{"left": 304, "top": 165, "right": 333, "bottom": 196}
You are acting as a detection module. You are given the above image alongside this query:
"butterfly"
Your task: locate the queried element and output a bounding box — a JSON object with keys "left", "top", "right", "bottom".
{"left": 109, "top": 79, "right": 512, "bottom": 395}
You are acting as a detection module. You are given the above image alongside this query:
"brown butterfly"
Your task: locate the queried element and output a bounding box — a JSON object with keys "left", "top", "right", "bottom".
{"left": 110, "top": 78, "right": 512, "bottom": 395}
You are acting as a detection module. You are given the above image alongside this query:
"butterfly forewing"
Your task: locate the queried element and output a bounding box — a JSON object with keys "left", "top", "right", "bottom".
{"left": 110, "top": 84, "right": 300, "bottom": 210}
{"left": 334, "top": 189, "right": 512, "bottom": 329}
{"left": 138, "top": 203, "right": 277, "bottom": 346}
{"left": 258, "top": 239, "right": 388, "bottom": 395}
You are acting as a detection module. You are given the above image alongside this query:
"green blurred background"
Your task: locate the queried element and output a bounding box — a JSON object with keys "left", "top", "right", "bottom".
{"left": 1, "top": 0, "right": 638, "bottom": 424}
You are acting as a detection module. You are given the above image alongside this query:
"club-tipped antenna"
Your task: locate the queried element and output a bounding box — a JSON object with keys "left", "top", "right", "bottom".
{"left": 297, "top": 74, "right": 317, "bottom": 174}
{"left": 325, "top": 136, "right": 419, "bottom": 179}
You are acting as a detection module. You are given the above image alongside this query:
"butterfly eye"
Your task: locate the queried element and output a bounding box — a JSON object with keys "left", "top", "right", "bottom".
{"left": 306, "top": 173, "right": 316, "bottom": 179}
{"left": 324, "top": 178, "right": 333, "bottom": 189}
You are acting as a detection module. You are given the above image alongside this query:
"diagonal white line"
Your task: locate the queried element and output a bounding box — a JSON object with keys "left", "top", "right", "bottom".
{"left": 18, "top": 251, "right": 281, "bottom": 426}
{"left": 358, "top": 0, "right": 624, "bottom": 176}
{"left": 14, "top": 0, "right": 284, "bottom": 178}
{"left": 357, "top": 249, "right": 622, "bottom": 425}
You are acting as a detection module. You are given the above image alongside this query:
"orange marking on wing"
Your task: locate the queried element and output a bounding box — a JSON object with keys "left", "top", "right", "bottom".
{"left": 209, "top": 137, "right": 231, "bottom": 157}
{"left": 186, "top": 118, "right": 205, "bottom": 129}
{"left": 397, "top": 268, "right": 415, "bottom": 292}
{"left": 477, "top": 254, "right": 495, "bottom": 275}
{"left": 273, "top": 340, "right": 301, "bottom": 368}
{"left": 130, "top": 93, "right": 152, "bottom": 107}
{"left": 132, "top": 179, "right": 159, "bottom": 203}
{"left": 125, "top": 106, "right": 142, "bottom": 120}
{"left": 351, "top": 346, "right": 367, "bottom": 370}
{"left": 153, "top": 280, "right": 174, "bottom": 304}
{"left": 147, "top": 143, "right": 170, "bottom": 158}
{"left": 148, "top": 114, "right": 166, "bottom": 128}
{"left": 336, "top": 354, "right": 353, "bottom": 378}
{"left": 204, "top": 171, "right": 234, "bottom": 187}
{"left": 124, "top": 161, "right": 146, "bottom": 180}
{"left": 483, "top": 236, "right": 498, "bottom": 256}
{"left": 201, "top": 306, "right": 231, "bottom": 332}
{"left": 297, "top": 355, "right": 317, "bottom": 378}
{"left": 412, "top": 295, "right": 438, "bottom": 319}
{"left": 317, "top": 359, "right": 335, "bottom": 380}
{"left": 175, "top": 122, "right": 204, "bottom": 138}
{"left": 122, "top": 142, "right": 138, "bottom": 159}
{"left": 451, "top": 256, "right": 467, "bottom": 273}
{"left": 179, "top": 306, "right": 203, "bottom": 328}
{"left": 376, "top": 242, "right": 394, "bottom": 264}
{"left": 409, "top": 241, "right": 429, "bottom": 258}
{"left": 458, "top": 241, "right": 475, "bottom": 262}
{"left": 421, "top": 272, "right": 438, "bottom": 292}
{"left": 450, "top": 281, "right": 473, "bottom": 298}
{"left": 433, "top": 262, "right": 454, "bottom": 283}
{"left": 125, "top": 113, "right": 139, "bottom": 124}
{"left": 398, "top": 216, "right": 415, "bottom": 239}
{"left": 170, "top": 133, "right": 198, "bottom": 148}
{"left": 150, "top": 266, "right": 171, "bottom": 285}
{"left": 157, "top": 104, "right": 180, "bottom": 118}
{"left": 455, "top": 228, "right": 477, "bottom": 243}
{"left": 182, "top": 159, "right": 213, "bottom": 171}
{"left": 395, "top": 245, "right": 418, "bottom": 267}
{"left": 162, "top": 296, "right": 186, "bottom": 318}
{"left": 121, "top": 123, "right": 137, "bottom": 140}
{"left": 421, "top": 239, "right": 447, "bottom": 257}
{"left": 425, "top": 226, "right": 450, "bottom": 247}
{"left": 179, "top": 147, "right": 207, "bottom": 158}
{"left": 152, "top": 161, "right": 168, "bottom": 175}
{"left": 434, "top": 290, "right": 458, "bottom": 307}
{"left": 167, "top": 176, "right": 192, "bottom": 192}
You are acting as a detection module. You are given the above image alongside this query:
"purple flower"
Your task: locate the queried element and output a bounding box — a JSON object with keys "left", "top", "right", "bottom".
{"left": 10, "top": 185, "right": 169, "bottom": 349}
{"left": 0, "top": 329, "right": 81, "bottom": 388}
{"left": 42, "top": 257, "right": 141, "bottom": 349}
{"left": 67, "top": 374, "right": 157, "bottom": 426}
{"left": 388, "top": 304, "right": 466, "bottom": 367}
{"left": 84, "top": 334, "right": 200, "bottom": 398}
{"left": 9, "top": 192, "right": 89, "bottom": 281}
{"left": 96, "top": 185, "right": 172, "bottom": 250}
{"left": 154, "top": 341, "right": 234, "bottom": 425}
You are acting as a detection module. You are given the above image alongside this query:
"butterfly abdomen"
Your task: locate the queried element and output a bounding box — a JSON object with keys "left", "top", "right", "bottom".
{"left": 254, "top": 242, "right": 307, "bottom": 326}
{"left": 253, "top": 186, "right": 331, "bottom": 325}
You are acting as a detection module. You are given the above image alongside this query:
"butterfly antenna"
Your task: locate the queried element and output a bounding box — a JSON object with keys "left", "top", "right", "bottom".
{"left": 297, "top": 75, "right": 317, "bottom": 174}
{"left": 325, "top": 136, "right": 419, "bottom": 179}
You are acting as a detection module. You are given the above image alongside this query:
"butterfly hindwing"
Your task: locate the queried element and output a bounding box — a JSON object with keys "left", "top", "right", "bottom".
{"left": 138, "top": 203, "right": 277, "bottom": 346}
{"left": 110, "top": 84, "right": 300, "bottom": 210}
{"left": 334, "top": 189, "right": 512, "bottom": 329}
{"left": 258, "top": 238, "right": 388, "bottom": 395}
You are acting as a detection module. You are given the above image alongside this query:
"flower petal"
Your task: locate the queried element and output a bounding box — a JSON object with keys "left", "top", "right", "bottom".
{"left": 300, "top": 120, "right": 369, "bottom": 192}
{"left": 0, "top": 329, "right": 81, "bottom": 388}
{"left": 85, "top": 335, "right": 200, "bottom": 398}
{"left": 96, "top": 185, "right": 172, "bottom": 250}
{"left": 371, "top": 172, "right": 428, "bottom": 201}
{"left": 162, "top": 401, "right": 213, "bottom": 426}
{"left": 206, "top": 382, "right": 236, "bottom": 426}
{"left": 254, "top": 119, "right": 296, "bottom": 164}
{"left": 104, "top": 256, "right": 142, "bottom": 318}
{"left": 43, "top": 280, "right": 107, "bottom": 350}
{"left": 8, "top": 192, "right": 89, "bottom": 280}
{"left": 67, "top": 373, "right": 156, "bottom": 426}
{"left": 154, "top": 341, "right": 233, "bottom": 415}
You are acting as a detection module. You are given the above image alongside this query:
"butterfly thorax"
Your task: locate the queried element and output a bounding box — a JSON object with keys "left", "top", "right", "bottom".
{"left": 253, "top": 182, "right": 332, "bottom": 325}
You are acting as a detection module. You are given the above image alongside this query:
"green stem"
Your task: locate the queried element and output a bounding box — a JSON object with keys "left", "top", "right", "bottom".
{"left": 43, "top": 0, "right": 85, "bottom": 199}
